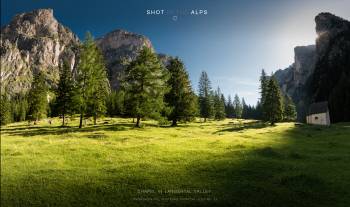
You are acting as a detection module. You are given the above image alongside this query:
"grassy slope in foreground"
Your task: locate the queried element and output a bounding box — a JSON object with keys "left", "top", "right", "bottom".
{"left": 1, "top": 118, "right": 350, "bottom": 207}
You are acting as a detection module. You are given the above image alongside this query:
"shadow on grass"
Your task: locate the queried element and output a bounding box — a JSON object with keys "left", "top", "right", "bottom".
{"left": 214, "top": 121, "right": 271, "bottom": 134}
{"left": 1, "top": 123, "right": 134, "bottom": 137}
{"left": 2, "top": 120, "right": 197, "bottom": 137}
{"left": 186, "top": 124, "right": 350, "bottom": 207}
{"left": 159, "top": 124, "right": 193, "bottom": 128}
{"left": 114, "top": 123, "right": 349, "bottom": 207}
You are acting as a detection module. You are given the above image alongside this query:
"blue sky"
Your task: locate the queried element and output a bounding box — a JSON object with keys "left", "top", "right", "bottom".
{"left": 2, "top": 0, "right": 350, "bottom": 105}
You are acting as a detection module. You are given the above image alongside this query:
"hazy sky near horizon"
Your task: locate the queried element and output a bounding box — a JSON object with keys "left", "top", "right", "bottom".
{"left": 2, "top": 0, "right": 350, "bottom": 105}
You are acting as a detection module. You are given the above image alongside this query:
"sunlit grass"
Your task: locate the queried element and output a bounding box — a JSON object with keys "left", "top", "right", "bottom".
{"left": 1, "top": 118, "right": 350, "bottom": 207}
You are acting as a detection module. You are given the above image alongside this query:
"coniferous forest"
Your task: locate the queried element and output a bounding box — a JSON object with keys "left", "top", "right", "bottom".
{"left": 0, "top": 34, "right": 296, "bottom": 126}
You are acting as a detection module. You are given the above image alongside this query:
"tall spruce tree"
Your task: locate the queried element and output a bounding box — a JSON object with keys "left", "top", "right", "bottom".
{"left": 259, "top": 69, "right": 269, "bottom": 120}
{"left": 220, "top": 94, "right": 226, "bottom": 118}
{"left": 264, "top": 77, "right": 283, "bottom": 125}
{"left": 255, "top": 101, "right": 263, "bottom": 120}
{"left": 241, "top": 98, "right": 248, "bottom": 119}
{"left": 283, "top": 95, "right": 297, "bottom": 121}
{"left": 165, "top": 57, "right": 197, "bottom": 126}
{"left": 11, "top": 93, "right": 28, "bottom": 122}
{"left": 123, "top": 46, "right": 169, "bottom": 127}
{"left": 213, "top": 87, "right": 226, "bottom": 120}
{"left": 198, "top": 71, "right": 214, "bottom": 122}
{"left": 88, "top": 71, "right": 110, "bottom": 125}
{"left": 106, "top": 90, "right": 125, "bottom": 117}
{"left": 233, "top": 94, "right": 243, "bottom": 118}
{"left": 225, "top": 95, "right": 235, "bottom": 118}
{"left": 75, "top": 32, "right": 109, "bottom": 128}
{"left": 56, "top": 61, "right": 75, "bottom": 126}
{"left": 0, "top": 94, "right": 11, "bottom": 125}
{"left": 28, "top": 71, "right": 48, "bottom": 121}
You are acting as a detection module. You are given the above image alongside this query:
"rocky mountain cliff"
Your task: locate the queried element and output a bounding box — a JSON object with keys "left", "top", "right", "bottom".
{"left": 274, "top": 45, "right": 316, "bottom": 121}
{"left": 95, "top": 30, "right": 172, "bottom": 89}
{"left": 309, "top": 13, "right": 350, "bottom": 122}
{"left": 1, "top": 9, "right": 80, "bottom": 94}
{"left": 95, "top": 29, "right": 153, "bottom": 89}
{"left": 276, "top": 12, "right": 350, "bottom": 122}
{"left": 275, "top": 45, "right": 316, "bottom": 94}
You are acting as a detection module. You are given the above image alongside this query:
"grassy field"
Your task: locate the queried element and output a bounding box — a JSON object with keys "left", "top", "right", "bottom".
{"left": 1, "top": 118, "right": 350, "bottom": 207}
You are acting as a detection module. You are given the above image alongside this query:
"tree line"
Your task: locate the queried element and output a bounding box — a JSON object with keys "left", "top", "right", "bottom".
{"left": 0, "top": 33, "right": 297, "bottom": 127}
{"left": 1, "top": 32, "right": 196, "bottom": 127}
{"left": 197, "top": 71, "right": 263, "bottom": 121}
{"left": 258, "top": 69, "right": 297, "bottom": 125}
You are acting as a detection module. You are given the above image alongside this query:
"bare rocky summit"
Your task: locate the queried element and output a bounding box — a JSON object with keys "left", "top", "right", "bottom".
{"left": 1, "top": 9, "right": 80, "bottom": 94}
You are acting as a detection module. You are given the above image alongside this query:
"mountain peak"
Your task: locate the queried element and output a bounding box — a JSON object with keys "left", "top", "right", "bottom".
{"left": 315, "top": 12, "right": 350, "bottom": 35}
{"left": 4, "top": 8, "right": 56, "bottom": 36}
{"left": 96, "top": 29, "right": 152, "bottom": 50}
{"left": 14, "top": 8, "right": 54, "bottom": 20}
{"left": 1, "top": 8, "right": 80, "bottom": 94}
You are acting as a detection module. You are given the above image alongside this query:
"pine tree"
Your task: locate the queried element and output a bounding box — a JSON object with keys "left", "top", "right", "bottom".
{"left": 220, "top": 94, "right": 226, "bottom": 119}
{"left": 56, "top": 61, "right": 75, "bottom": 126}
{"left": 225, "top": 95, "right": 234, "bottom": 118}
{"left": 88, "top": 72, "right": 110, "bottom": 125}
{"left": 283, "top": 95, "right": 297, "bottom": 121}
{"left": 198, "top": 71, "right": 214, "bottom": 122}
{"left": 233, "top": 94, "right": 243, "bottom": 118}
{"left": 75, "top": 32, "right": 109, "bottom": 128}
{"left": 255, "top": 101, "right": 263, "bottom": 120}
{"left": 165, "top": 57, "right": 197, "bottom": 126}
{"left": 0, "top": 94, "right": 11, "bottom": 125}
{"left": 183, "top": 93, "right": 198, "bottom": 122}
{"left": 28, "top": 71, "right": 48, "bottom": 121}
{"left": 213, "top": 87, "right": 226, "bottom": 120}
{"left": 260, "top": 69, "right": 269, "bottom": 121}
{"left": 241, "top": 98, "right": 248, "bottom": 119}
{"left": 106, "top": 90, "right": 125, "bottom": 116}
{"left": 264, "top": 77, "right": 283, "bottom": 125}
{"left": 123, "top": 46, "right": 169, "bottom": 127}
{"left": 11, "top": 93, "right": 28, "bottom": 122}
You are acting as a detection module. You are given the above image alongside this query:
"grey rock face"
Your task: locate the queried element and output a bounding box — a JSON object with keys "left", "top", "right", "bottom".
{"left": 95, "top": 30, "right": 173, "bottom": 89}
{"left": 95, "top": 29, "right": 153, "bottom": 89}
{"left": 294, "top": 45, "right": 317, "bottom": 85}
{"left": 1, "top": 9, "right": 80, "bottom": 94}
{"left": 274, "top": 45, "right": 316, "bottom": 121}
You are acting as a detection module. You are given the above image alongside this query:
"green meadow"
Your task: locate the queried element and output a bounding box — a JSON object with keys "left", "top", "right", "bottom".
{"left": 1, "top": 118, "right": 350, "bottom": 207}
